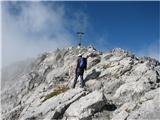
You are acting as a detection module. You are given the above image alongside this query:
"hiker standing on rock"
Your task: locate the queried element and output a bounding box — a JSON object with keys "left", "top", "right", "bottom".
{"left": 72, "top": 53, "right": 87, "bottom": 88}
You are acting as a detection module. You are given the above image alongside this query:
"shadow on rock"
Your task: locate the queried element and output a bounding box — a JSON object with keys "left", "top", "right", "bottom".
{"left": 101, "top": 104, "right": 117, "bottom": 111}
{"left": 85, "top": 69, "right": 101, "bottom": 82}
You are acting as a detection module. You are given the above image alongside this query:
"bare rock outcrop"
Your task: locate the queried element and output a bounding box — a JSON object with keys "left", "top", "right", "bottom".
{"left": 2, "top": 46, "right": 160, "bottom": 120}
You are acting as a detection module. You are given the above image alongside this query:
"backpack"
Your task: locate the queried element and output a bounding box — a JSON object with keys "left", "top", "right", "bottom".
{"left": 79, "top": 57, "right": 87, "bottom": 69}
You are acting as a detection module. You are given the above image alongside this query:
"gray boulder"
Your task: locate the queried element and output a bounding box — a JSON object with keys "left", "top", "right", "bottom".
{"left": 1, "top": 46, "right": 160, "bottom": 120}
{"left": 19, "top": 88, "right": 86, "bottom": 120}
{"left": 65, "top": 91, "right": 106, "bottom": 120}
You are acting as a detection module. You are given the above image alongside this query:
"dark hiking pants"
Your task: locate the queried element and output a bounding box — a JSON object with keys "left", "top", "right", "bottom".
{"left": 72, "top": 73, "right": 85, "bottom": 88}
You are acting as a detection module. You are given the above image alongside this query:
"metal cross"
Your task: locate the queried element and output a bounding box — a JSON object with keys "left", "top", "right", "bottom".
{"left": 77, "top": 32, "right": 84, "bottom": 46}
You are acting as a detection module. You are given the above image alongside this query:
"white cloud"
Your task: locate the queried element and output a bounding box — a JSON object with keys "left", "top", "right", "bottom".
{"left": 137, "top": 40, "right": 160, "bottom": 61}
{"left": 2, "top": 2, "right": 88, "bottom": 67}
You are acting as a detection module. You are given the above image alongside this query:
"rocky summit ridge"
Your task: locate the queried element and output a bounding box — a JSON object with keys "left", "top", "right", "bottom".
{"left": 1, "top": 45, "right": 160, "bottom": 120}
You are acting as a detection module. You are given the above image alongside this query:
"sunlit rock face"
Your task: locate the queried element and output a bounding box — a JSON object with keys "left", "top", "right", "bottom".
{"left": 2, "top": 46, "right": 160, "bottom": 120}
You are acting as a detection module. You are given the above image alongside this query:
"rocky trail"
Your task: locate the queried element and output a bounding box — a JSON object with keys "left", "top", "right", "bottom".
{"left": 1, "top": 45, "right": 160, "bottom": 120}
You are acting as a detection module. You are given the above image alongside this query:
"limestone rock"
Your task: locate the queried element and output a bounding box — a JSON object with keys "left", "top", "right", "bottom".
{"left": 19, "top": 88, "right": 86, "bottom": 120}
{"left": 1, "top": 46, "right": 160, "bottom": 120}
{"left": 87, "top": 57, "right": 101, "bottom": 69}
{"left": 65, "top": 91, "right": 106, "bottom": 120}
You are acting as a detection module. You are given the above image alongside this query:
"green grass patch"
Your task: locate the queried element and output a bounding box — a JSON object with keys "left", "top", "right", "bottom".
{"left": 125, "top": 109, "right": 131, "bottom": 113}
{"left": 42, "top": 85, "right": 69, "bottom": 102}
{"left": 103, "top": 64, "right": 111, "bottom": 69}
{"left": 129, "top": 61, "right": 134, "bottom": 65}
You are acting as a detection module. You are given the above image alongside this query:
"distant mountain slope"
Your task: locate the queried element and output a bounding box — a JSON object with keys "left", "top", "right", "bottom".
{"left": 2, "top": 45, "right": 160, "bottom": 120}
{"left": 2, "top": 58, "right": 34, "bottom": 90}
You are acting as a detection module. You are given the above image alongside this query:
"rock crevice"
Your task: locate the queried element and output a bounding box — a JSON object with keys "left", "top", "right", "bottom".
{"left": 2, "top": 46, "right": 160, "bottom": 120}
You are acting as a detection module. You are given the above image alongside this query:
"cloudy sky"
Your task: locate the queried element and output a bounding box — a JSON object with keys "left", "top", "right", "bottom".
{"left": 1, "top": 1, "right": 159, "bottom": 67}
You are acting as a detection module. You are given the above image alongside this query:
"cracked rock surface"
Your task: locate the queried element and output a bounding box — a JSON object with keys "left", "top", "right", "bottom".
{"left": 2, "top": 46, "right": 160, "bottom": 120}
